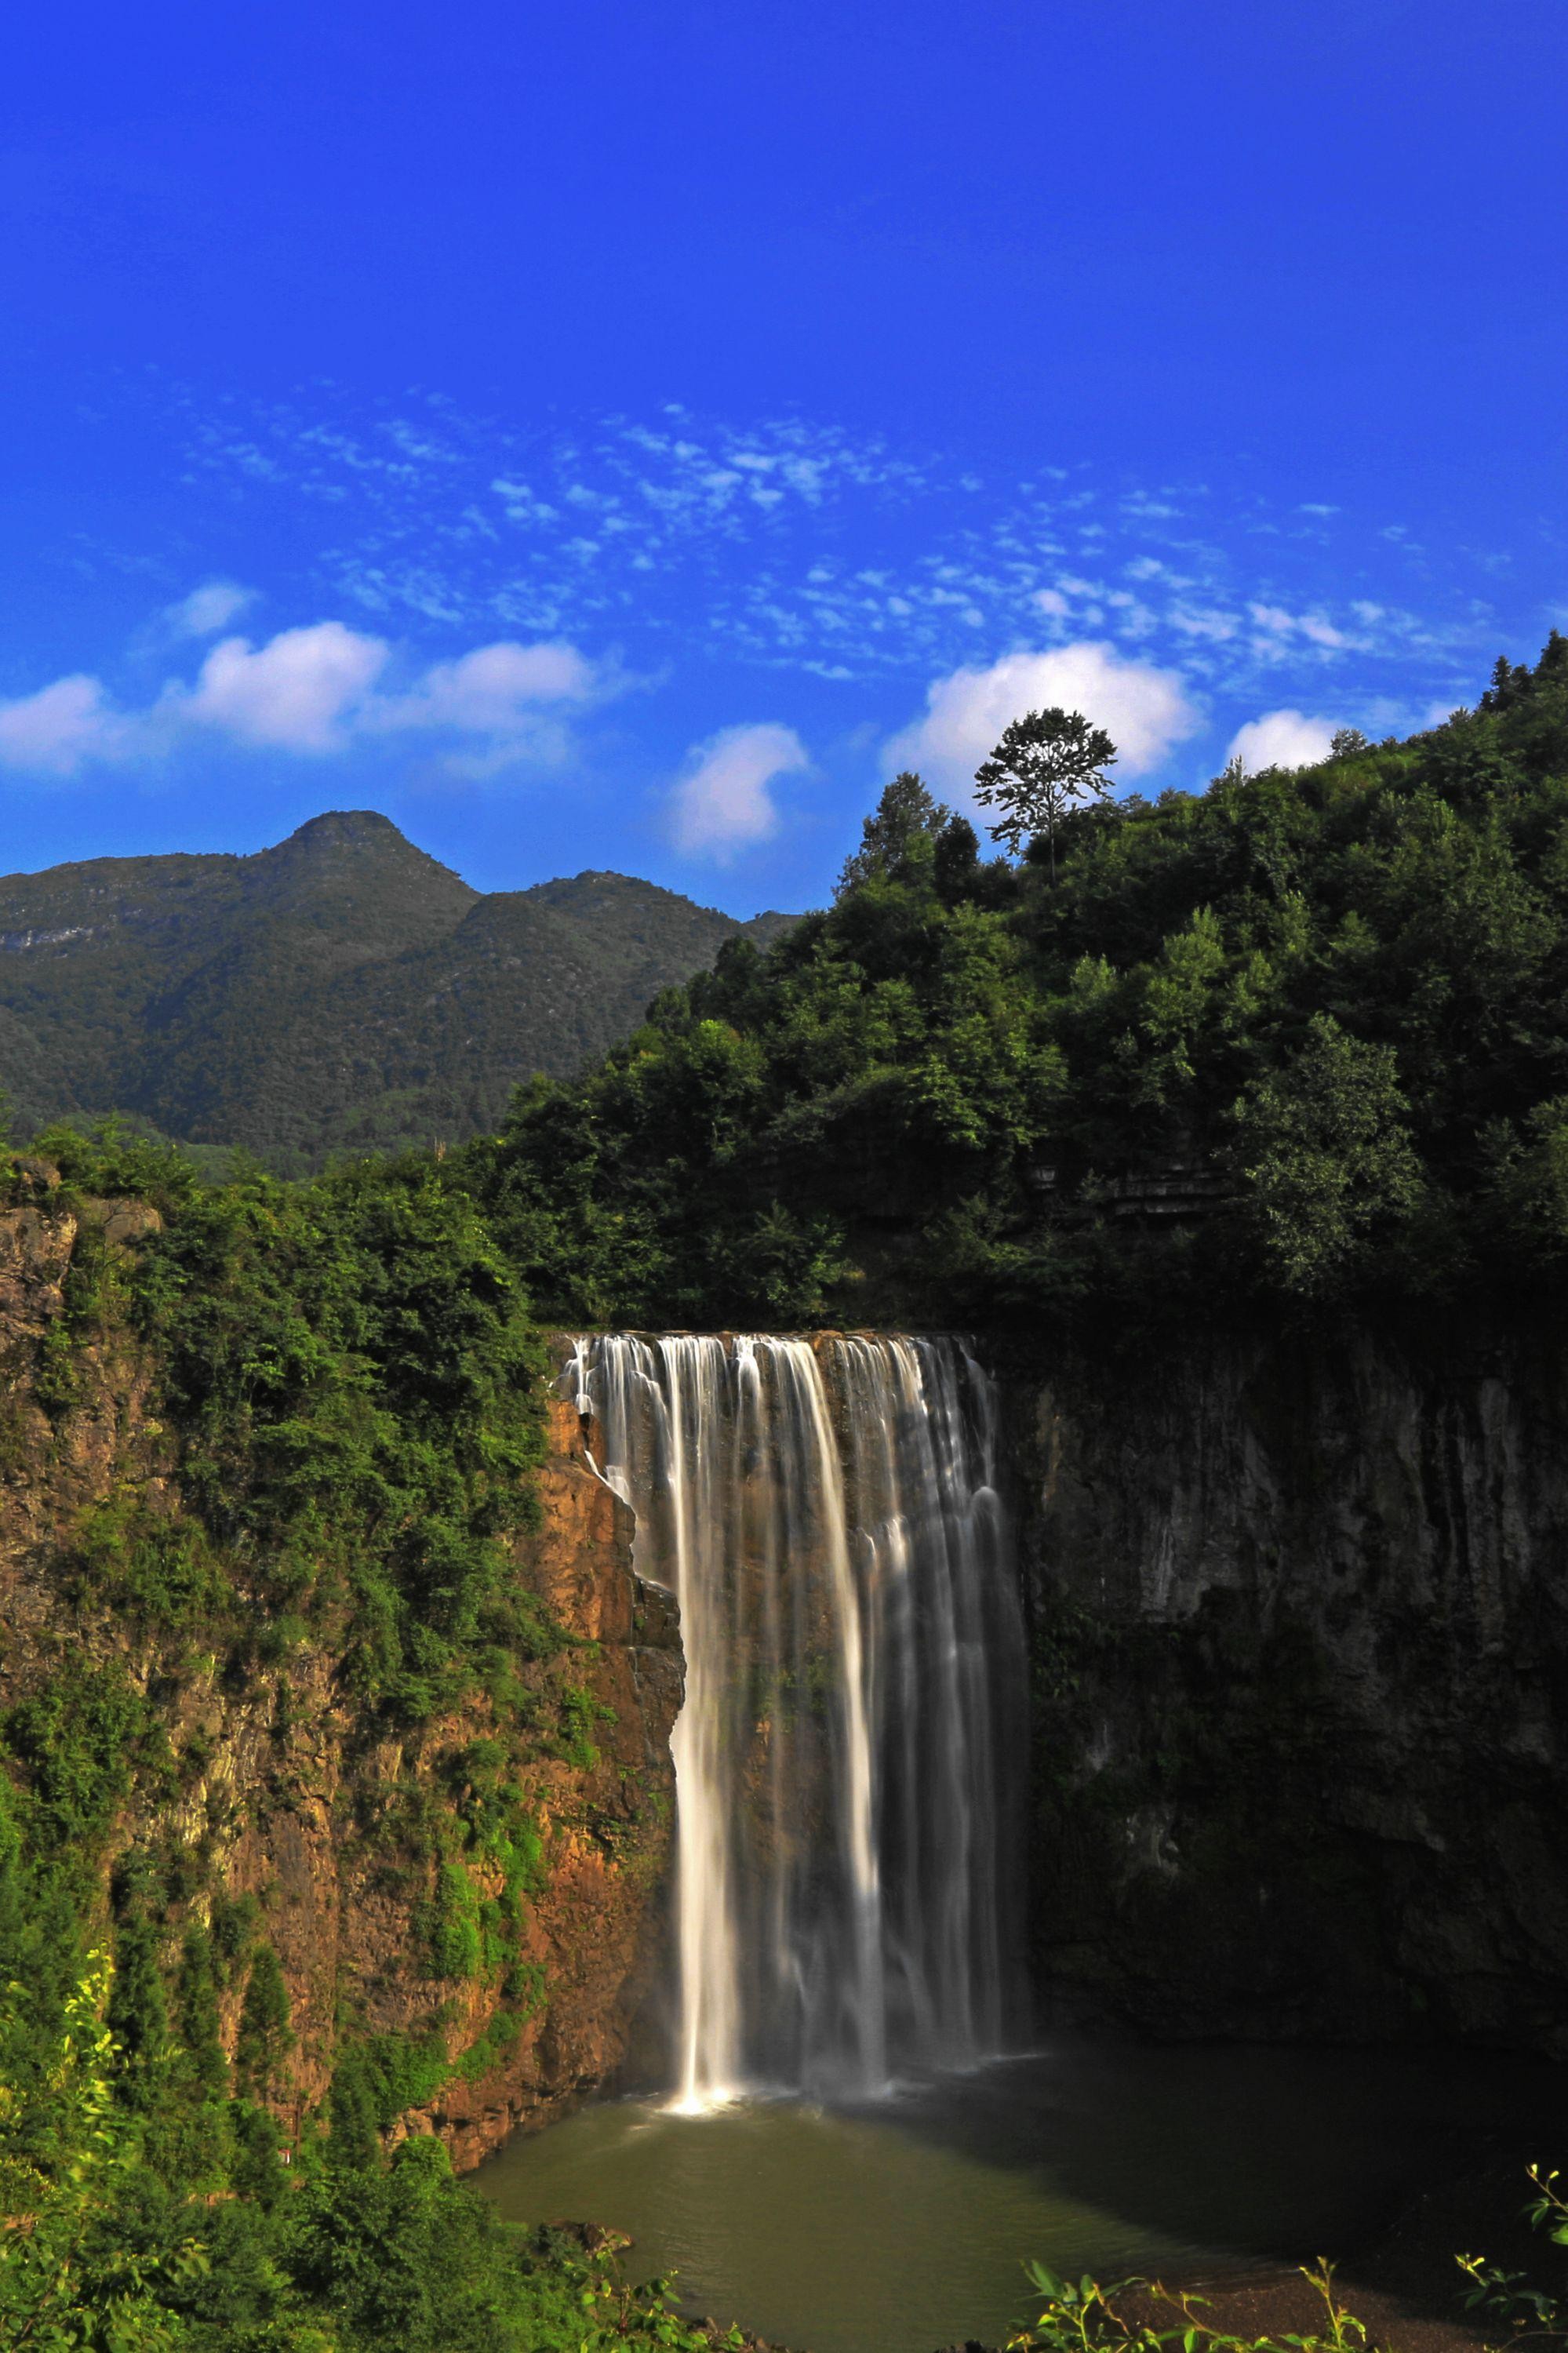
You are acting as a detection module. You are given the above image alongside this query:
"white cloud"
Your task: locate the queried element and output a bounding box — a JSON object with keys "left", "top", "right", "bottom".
{"left": 377, "top": 639, "right": 600, "bottom": 734}
{"left": 0, "top": 618, "right": 613, "bottom": 776}
{"left": 668, "top": 722, "right": 808, "bottom": 861}
{"left": 165, "top": 580, "right": 255, "bottom": 637}
{"left": 1226, "top": 708, "right": 1341, "bottom": 772}
{"left": 178, "top": 621, "right": 390, "bottom": 751}
{"left": 884, "top": 642, "right": 1200, "bottom": 798}
{"left": 0, "top": 675, "right": 127, "bottom": 776}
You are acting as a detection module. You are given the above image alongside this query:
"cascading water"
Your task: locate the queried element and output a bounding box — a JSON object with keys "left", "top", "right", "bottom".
{"left": 568, "top": 1332, "right": 1026, "bottom": 2111}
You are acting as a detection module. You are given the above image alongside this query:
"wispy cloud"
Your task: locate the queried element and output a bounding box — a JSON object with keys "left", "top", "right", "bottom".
{"left": 144, "top": 381, "right": 1501, "bottom": 723}
{"left": 162, "top": 579, "right": 256, "bottom": 638}
{"left": 0, "top": 676, "right": 130, "bottom": 776}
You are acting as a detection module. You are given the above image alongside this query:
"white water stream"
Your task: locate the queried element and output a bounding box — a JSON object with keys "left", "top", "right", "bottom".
{"left": 568, "top": 1333, "right": 1026, "bottom": 2110}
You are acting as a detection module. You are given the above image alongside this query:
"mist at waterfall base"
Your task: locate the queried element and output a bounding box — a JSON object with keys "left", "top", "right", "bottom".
{"left": 475, "top": 1335, "right": 1563, "bottom": 2351}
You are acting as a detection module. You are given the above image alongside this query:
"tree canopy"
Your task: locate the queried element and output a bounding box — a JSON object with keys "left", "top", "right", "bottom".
{"left": 974, "top": 706, "right": 1119, "bottom": 873}
{"left": 462, "top": 634, "right": 1568, "bottom": 1338}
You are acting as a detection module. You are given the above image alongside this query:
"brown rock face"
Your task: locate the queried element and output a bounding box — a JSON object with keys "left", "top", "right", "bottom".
{"left": 431, "top": 1396, "right": 682, "bottom": 2165}
{"left": 0, "top": 1191, "right": 682, "bottom": 2169}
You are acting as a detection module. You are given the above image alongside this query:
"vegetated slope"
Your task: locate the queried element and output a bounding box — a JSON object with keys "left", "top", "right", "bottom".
{"left": 0, "top": 1126, "right": 708, "bottom": 2351}
{"left": 0, "top": 809, "right": 795, "bottom": 1169}
{"left": 465, "top": 633, "right": 1568, "bottom": 1335}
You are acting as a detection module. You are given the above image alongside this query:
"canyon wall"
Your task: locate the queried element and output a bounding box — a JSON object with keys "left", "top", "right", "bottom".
{"left": 1013, "top": 1321, "right": 1568, "bottom": 2055}
{"left": 0, "top": 1180, "right": 679, "bottom": 2167}
{"left": 9, "top": 1147, "right": 1568, "bottom": 2170}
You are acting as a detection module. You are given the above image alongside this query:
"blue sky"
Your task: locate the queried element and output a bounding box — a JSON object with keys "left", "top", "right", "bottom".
{"left": 2, "top": 0, "right": 1564, "bottom": 913}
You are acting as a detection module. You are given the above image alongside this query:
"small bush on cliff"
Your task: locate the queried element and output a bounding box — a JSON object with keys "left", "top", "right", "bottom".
{"left": 420, "top": 1860, "right": 484, "bottom": 1981}
{"left": 1457, "top": 2162, "right": 1568, "bottom": 2337}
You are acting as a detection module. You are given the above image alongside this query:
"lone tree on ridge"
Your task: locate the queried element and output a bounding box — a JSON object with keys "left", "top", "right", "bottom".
{"left": 974, "top": 706, "right": 1118, "bottom": 878}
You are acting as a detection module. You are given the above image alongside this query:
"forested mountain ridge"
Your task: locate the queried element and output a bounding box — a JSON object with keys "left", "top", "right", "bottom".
{"left": 0, "top": 811, "right": 795, "bottom": 1171}
{"left": 471, "top": 633, "right": 1568, "bottom": 1335}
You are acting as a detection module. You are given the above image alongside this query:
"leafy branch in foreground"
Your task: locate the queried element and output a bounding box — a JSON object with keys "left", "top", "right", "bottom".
{"left": 1458, "top": 2162, "right": 1568, "bottom": 2340}
{"left": 1007, "top": 2259, "right": 1368, "bottom": 2353}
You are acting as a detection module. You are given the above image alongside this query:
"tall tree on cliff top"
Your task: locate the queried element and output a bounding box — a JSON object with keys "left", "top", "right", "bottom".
{"left": 974, "top": 707, "right": 1118, "bottom": 877}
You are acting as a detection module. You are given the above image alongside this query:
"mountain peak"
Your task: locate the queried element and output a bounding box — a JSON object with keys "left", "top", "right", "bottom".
{"left": 253, "top": 811, "right": 477, "bottom": 922}
{"left": 272, "top": 809, "right": 435, "bottom": 858}
{"left": 0, "top": 813, "right": 802, "bottom": 1168}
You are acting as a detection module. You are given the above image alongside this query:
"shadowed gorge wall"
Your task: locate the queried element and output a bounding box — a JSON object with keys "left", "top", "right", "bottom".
{"left": 1013, "top": 1322, "right": 1568, "bottom": 2055}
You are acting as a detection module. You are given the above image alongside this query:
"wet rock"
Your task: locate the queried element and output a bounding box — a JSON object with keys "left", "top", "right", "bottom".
{"left": 1014, "top": 1318, "right": 1568, "bottom": 2053}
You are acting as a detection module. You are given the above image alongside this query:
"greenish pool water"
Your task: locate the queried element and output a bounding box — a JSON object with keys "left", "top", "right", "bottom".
{"left": 475, "top": 2045, "right": 1563, "bottom": 2353}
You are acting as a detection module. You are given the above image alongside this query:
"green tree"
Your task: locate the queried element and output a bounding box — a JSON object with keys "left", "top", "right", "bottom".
{"left": 836, "top": 772, "right": 949, "bottom": 893}
{"left": 175, "top": 1929, "right": 227, "bottom": 2100}
{"left": 0, "top": 1955, "right": 198, "bottom": 2352}
{"left": 235, "top": 1942, "right": 293, "bottom": 2099}
{"left": 107, "top": 1913, "right": 169, "bottom": 2112}
{"left": 974, "top": 707, "right": 1118, "bottom": 875}
{"left": 329, "top": 2046, "right": 383, "bottom": 2171}
{"left": 1230, "top": 1014, "right": 1424, "bottom": 1296}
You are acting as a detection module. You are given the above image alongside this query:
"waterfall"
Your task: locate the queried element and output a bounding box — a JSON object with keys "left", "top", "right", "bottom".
{"left": 569, "top": 1332, "right": 1026, "bottom": 2110}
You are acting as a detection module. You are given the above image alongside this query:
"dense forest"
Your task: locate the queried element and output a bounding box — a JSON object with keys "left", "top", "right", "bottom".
{"left": 3, "top": 632, "right": 1567, "bottom": 2348}
{"left": 469, "top": 632, "right": 1568, "bottom": 1338}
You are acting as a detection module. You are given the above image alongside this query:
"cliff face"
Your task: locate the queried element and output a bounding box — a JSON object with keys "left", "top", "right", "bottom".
{"left": 1013, "top": 1322, "right": 1568, "bottom": 2054}
{"left": 0, "top": 1183, "right": 680, "bottom": 2167}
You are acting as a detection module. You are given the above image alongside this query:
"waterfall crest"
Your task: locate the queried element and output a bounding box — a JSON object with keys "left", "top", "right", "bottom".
{"left": 569, "top": 1332, "right": 1026, "bottom": 2110}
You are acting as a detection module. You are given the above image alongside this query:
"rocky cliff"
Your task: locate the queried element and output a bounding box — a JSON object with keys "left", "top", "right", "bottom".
{"left": 0, "top": 1180, "right": 680, "bottom": 2167}
{"left": 1014, "top": 1320, "right": 1568, "bottom": 2054}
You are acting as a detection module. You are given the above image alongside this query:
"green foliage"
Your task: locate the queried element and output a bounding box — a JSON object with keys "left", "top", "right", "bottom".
{"left": 554, "top": 1681, "right": 614, "bottom": 1771}
{"left": 1007, "top": 2258, "right": 1370, "bottom": 2353}
{"left": 328, "top": 2046, "right": 384, "bottom": 2172}
{"left": 4, "top": 1658, "right": 170, "bottom": 1856}
{"left": 837, "top": 769, "right": 951, "bottom": 891}
{"left": 16, "top": 1131, "right": 561, "bottom": 1714}
{"left": 175, "top": 1931, "right": 227, "bottom": 2100}
{"left": 235, "top": 1943, "right": 293, "bottom": 2097}
{"left": 1229, "top": 1014, "right": 1424, "bottom": 1295}
{"left": 420, "top": 1860, "right": 483, "bottom": 1981}
{"left": 67, "top": 1497, "right": 236, "bottom": 1632}
{"left": 0, "top": 1956, "right": 737, "bottom": 2351}
{"left": 108, "top": 1914, "right": 170, "bottom": 2110}
{"left": 466, "top": 635, "right": 1568, "bottom": 1333}
{"left": 0, "top": 811, "right": 798, "bottom": 1169}
{"left": 975, "top": 705, "right": 1119, "bottom": 871}
{"left": 28, "top": 1200, "right": 137, "bottom": 1420}
{"left": 1457, "top": 2162, "right": 1568, "bottom": 2337}
{"left": 0, "top": 1955, "right": 205, "bottom": 2353}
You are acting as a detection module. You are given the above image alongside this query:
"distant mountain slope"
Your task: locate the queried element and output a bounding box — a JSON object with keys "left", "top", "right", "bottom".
{"left": 0, "top": 812, "right": 798, "bottom": 1169}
